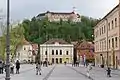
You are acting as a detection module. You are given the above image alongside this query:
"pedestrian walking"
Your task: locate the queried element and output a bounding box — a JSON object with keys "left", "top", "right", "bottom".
{"left": 106, "top": 67, "right": 111, "bottom": 77}
{"left": 86, "top": 63, "right": 92, "bottom": 78}
{"left": 16, "top": 60, "right": 20, "bottom": 74}
{"left": 10, "top": 62, "right": 14, "bottom": 74}
{"left": 36, "top": 61, "right": 41, "bottom": 75}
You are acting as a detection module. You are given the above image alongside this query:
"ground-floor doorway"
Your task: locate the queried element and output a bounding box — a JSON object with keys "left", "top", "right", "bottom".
{"left": 56, "top": 58, "right": 58, "bottom": 64}
{"left": 60, "top": 58, "right": 62, "bottom": 63}
{"left": 52, "top": 58, "right": 54, "bottom": 64}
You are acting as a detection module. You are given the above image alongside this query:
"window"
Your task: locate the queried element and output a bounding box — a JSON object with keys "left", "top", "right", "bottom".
{"left": 45, "top": 51, "right": 47, "bottom": 55}
{"left": 104, "top": 26, "right": 105, "bottom": 33}
{"left": 112, "top": 38, "right": 114, "bottom": 48}
{"left": 56, "top": 50, "right": 58, "bottom": 55}
{"left": 100, "top": 42, "right": 101, "bottom": 50}
{"left": 100, "top": 28, "right": 101, "bottom": 35}
{"left": 66, "top": 51, "right": 69, "bottom": 55}
{"left": 60, "top": 58, "right": 62, "bottom": 63}
{"left": 109, "top": 39, "right": 110, "bottom": 49}
{"left": 102, "top": 41, "right": 104, "bottom": 50}
{"left": 52, "top": 58, "right": 54, "bottom": 63}
{"left": 115, "top": 37, "right": 118, "bottom": 47}
{"left": 105, "top": 40, "right": 106, "bottom": 49}
{"left": 96, "top": 30, "right": 98, "bottom": 37}
{"left": 112, "top": 20, "right": 114, "bottom": 29}
{"left": 60, "top": 50, "right": 62, "bottom": 55}
{"left": 108, "top": 23, "right": 110, "bottom": 30}
{"left": 52, "top": 50, "right": 54, "bottom": 55}
{"left": 102, "top": 27, "right": 103, "bottom": 34}
{"left": 115, "top": 18, "right": 117, "bottom": 27}
{"left": 98, "top": 43, "right": 100, "bottom": 51}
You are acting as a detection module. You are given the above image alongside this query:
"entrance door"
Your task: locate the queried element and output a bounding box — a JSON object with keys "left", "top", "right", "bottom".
{"left": 56, "top": 58, "right": 58, "bottom": 64}
{"left": 66, "top": 58, "right": 69, "bottom": 63}
{"left": 60, "top": 58, "right": 62, "bottom": 64}
{"left": 52, "top": 58, "right": 54, "bottom": 64}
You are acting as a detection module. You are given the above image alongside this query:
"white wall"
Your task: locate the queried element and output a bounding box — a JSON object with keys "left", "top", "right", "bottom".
{"left": 40, "top": 43, "right": 74, "bottom": 64}
{"left": 15, "top": 44, "right": 33, "bottom": 63}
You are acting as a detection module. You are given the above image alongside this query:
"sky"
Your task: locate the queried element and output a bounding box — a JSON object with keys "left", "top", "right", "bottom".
{"left": 0, "top": 0, "right": 119, "bottom": 21}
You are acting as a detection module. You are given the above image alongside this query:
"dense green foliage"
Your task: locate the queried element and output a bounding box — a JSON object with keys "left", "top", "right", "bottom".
{"left": 23, "top": 16, "right": 98, "bottom": 44}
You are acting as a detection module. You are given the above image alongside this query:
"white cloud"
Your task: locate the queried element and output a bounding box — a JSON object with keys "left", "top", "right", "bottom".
{"left": 0, "top": 0, "right": 119, "bottom": 20}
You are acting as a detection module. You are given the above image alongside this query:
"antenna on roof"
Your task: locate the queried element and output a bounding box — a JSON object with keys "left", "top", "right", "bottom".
{"left": 73, "top": 7, "right": 77, "bottom": 14}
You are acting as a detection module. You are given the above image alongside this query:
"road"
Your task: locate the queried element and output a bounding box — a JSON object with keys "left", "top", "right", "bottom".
{"left": 0, "top": 64, "right": 120, "bottom": 80}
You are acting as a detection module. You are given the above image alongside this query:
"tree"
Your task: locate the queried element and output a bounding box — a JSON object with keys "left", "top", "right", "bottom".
{"left": 23, "top": 17, "right": 49, "bottom": 62}
{"left": 0, "top": 23, "right": 25, "bottom": 61}
{"left": 10, "top": 24, "right": 25, "bottom": 61}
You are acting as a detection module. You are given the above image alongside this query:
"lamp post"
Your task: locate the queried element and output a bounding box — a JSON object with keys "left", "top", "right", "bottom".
{"left": 5, "top": 0, "right": 10, "bottom": 80}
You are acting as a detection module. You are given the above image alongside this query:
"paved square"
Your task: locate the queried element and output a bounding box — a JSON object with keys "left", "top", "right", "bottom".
{"left": 0, "top": 64, "right": 120, "bottom": 80}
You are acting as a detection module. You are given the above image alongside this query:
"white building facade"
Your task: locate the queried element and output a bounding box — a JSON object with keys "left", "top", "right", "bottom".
{"left": 40, "top": 39, "right": 74, "bottom": 64}
{"left": 36, "top": 11, "right": 81, "bottom": 22}
{"left": 15, "top": 44, "right": 33, "bottom": 63}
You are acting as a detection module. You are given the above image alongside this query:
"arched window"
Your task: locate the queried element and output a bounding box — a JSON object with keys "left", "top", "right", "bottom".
{"left": 52, "top": 50, "right": 54, "bottom": 55}
{"left": 60, "top": 50, "right": 62, "bottom": 55}
{"left": 66, "top": 51, "right": 69, "bottom": 55}
{"left": 56, "top": 50, "right": 58, "bottom": 55}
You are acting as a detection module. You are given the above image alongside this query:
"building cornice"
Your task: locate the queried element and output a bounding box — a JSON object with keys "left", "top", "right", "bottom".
{"left": 94, "top": 4, "right": 119, "bottom": 29}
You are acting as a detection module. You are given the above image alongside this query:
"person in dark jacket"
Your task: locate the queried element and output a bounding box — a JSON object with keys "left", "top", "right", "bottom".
{"left": 106, "top": 67, "right": 111, "bottom": 77}
{"left": 16, "top": 60, "right": 20, "bottom": 74}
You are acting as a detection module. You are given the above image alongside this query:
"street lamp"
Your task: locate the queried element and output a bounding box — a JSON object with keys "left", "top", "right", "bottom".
{"left": 5, "top": 0, "right": 10, "bottom": 80}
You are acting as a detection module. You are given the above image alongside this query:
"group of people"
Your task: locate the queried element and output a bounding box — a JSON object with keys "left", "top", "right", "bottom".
{"left": 10, "top": 60, "right": 21, "bottom": 74}
{"left": 72, "top": 61, "right": 80, "bottom": 67}
{"left": 0, "top": 60, "right": 20, "bottom": 74}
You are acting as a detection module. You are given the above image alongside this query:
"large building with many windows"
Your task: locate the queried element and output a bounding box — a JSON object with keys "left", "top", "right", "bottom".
{"left": 36, "top": 11, "right": 81, "bottom": 22}
{"left": 94, "top": 4, "right": 120, "bottom": 69}
{"left": 40, "top": 39, "right": 74, "bottom": 64}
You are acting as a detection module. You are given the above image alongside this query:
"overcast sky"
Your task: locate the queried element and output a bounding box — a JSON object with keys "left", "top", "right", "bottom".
{"left": 0, "top": 0, "right": 119, "bottom": 21}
